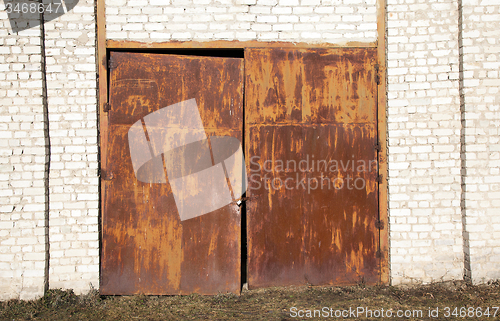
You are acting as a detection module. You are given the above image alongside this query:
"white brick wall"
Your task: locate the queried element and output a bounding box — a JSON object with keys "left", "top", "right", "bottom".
{"left": 461, "top": 0, "right": 500, "bottom": 283}
{"left": 387, "top": 0, "right": 464, "bottom": 284}
{"left": 0, "top": 0, "right": 98, "bottom": 299}
{"left": 0, "top": 7, "right": 46, "bottom": 300}
{"left": 43, "top": 0, "right": 100, "bottom": 293}
{"left": 1, "top": 0, "right": 499, "bottom": 300}
{"left": 105, "top": 0, "right": 378, "bottom": 42}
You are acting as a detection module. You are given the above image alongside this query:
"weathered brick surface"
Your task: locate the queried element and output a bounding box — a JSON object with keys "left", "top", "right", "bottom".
{"left": 0, "top": 0, "right": 98, "bottom": 299}
{"left": 386, "top": 0, "right": 464, "bottom": 284}
{"left": 42, "top": 0, "right": 99, "bottom": 294}
{"left": 105, "top": 0, "right": 378, "bottom": 43}
{"left": 0, "top": 0, "right": 499, "bottom": 300}
{"left": 0, "top": 6, "right": 46, "bottom": 300}
{"left": 461, "top": 0, "right": 500, "bottom": 283}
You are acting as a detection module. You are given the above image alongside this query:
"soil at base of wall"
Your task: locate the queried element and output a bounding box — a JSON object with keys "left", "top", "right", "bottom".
{"left": 1, "top": 281, "right": 499, "bottom": 320}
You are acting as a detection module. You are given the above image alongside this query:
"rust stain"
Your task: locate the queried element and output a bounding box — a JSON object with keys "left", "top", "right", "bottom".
{"left": 101, "top": 52, "right": 242, "bottom": 295}
{"left": 245, "top": 48, "right": 379, "bottom": 288}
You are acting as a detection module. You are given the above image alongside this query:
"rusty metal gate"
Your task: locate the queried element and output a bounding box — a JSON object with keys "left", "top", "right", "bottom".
{"left": 101, "top": 47, "right": 381, "bottom": 295}
{"left": 101, "top": 52, "right": 244, "bottom": 295}
{"left": 245, "top": 48, "right": 380, "bottom": 288}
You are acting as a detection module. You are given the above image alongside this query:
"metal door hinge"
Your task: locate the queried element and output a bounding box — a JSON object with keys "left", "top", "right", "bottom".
{"left": 374, "top": 142, "right": 381, "bottom": 151}
{"left": 108, "top": 56, "right": 118, "bottom": 70}
{"left": 376, "top": 249, "right": 383, "bottom": 258}
{"left": 103, "top": 102, "right": 111, "bottom": 113}
{"left": 376, "top": 174, "right": 384, "bottom": 184}
{"left": 375, "top": 219, "right": 385, "bottom": 230}
{"left": 375, "top": 64, "right": 380, "bottom": 85}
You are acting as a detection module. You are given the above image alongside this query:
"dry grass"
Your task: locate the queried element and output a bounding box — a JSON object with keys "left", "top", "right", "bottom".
{"left": 1, "top": 281, "right": 499, "bottom": 320}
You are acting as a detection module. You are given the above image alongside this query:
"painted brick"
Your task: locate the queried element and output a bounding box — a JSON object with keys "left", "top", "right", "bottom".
{"left": 1, "top": 0, "right": 499, "bottom": 300}
{"left": 387, "top": 0, "right": 465, "bottom": 285}
{"left": 105, "top": 0, "right": 377, "bottom": 43}
{"left": 461, "top": 0, "right": 500, "bottom": 284}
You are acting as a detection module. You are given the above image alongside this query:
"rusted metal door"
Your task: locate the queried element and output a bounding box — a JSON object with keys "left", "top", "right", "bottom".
{"left": 245, "top": 48, "right": 380, "bottom": 288}
{"left": 101, "top": 52, "right": 243, "bottom": 295}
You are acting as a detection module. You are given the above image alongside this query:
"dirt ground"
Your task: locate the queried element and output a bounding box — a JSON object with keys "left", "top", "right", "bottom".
{"left": 1, "top": 281, "right": 499, "bottom": 320}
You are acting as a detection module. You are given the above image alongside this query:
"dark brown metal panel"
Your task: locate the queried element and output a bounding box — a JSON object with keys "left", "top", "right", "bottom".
{"left": 101, "top": 52, "right": 243, "bottom": 295}
{"left": 245, "top": 48, "right": 379, "bottom": 288}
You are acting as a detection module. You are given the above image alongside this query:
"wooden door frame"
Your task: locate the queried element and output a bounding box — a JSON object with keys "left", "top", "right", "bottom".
{"left": 96, "top": 0, "right": 388, "bottom": 286}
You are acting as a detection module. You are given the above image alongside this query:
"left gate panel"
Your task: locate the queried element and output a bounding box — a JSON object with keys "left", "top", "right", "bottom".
{"left": 100, "top": 52, "right": 244, "bottom": 295}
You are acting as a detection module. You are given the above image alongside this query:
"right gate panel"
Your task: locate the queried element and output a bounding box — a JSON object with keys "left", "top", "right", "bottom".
{"left": 245, "top": 48, "right": 380, "bottom": 288}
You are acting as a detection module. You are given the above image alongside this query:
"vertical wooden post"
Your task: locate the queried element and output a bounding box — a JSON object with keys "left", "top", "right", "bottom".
{"left": 377, "top": 0, "right": 389, "bottom": 285}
